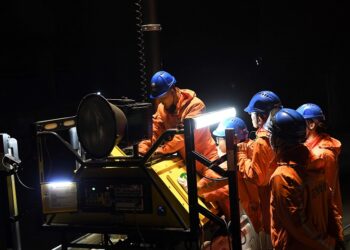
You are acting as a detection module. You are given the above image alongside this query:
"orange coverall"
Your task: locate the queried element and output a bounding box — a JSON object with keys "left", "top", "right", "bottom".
{"left": 200, "top": 139, "right": 262, "bottom": 231}
{"left": 270, "top": 145, "right": 343, "bottom": 250}
{"left": 306, "top": 133, "right": 342, "bottom": 216}
{"left": 139, "top": 88, "right": 218, "bottom": 166}
{"left": 237, "top": 128, "right": 277, "bottom": 233}
{"left": 138, "top": 88, "right": 228, "bottom": 213}
{"left": 237, "top": 139, "right": 262, "bottom": 232}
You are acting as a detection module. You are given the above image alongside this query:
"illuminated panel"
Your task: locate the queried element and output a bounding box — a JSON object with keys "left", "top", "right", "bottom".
{"left": 41, "top": 181, "right": 78, "bottom": 214}
{"left": 79, "top": 180, "right": 151, "bottom": 213}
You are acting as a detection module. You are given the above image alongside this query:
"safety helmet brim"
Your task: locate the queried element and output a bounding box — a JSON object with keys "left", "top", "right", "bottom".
{"left": 149, "top": 81, "right": 175, "bottom": 99}
{"left": 244, "top": 90, "right": 281, "bottom": 114}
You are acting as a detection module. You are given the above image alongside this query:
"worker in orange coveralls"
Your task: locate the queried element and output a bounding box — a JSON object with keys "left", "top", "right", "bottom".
{"left": 200, "top": 117, "right": 261, "bottom": 250}
{"left": 267, "top": 108, "right": 344, "bottom": 250}
{"left": 199, "top": 116, "right": 262, "bottom": 232}
{"left": 237, "top": 90, "right": 282, "bottom": 249}
{"left": 297, "top": 103, "right": 343, "bottom": 217}
{"left": 138, "top": 70, "right": 229, "bottom": 216}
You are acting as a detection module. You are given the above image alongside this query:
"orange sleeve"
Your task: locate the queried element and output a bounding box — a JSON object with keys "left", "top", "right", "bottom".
{"left": 313, "top": 150, "right": 343, "bottom": 215}
{"left": 155, "top": 134, "right": 185, "bottom": 155}
{"left": 138, "top": 112, "right": 165, "bottom": 155}
{"left": 327, "top": 186, "right": 344, "bottom": 241}
{"left": 184, "top": 100, "right": 205, "bottom": 118}
{"left": 157, "top": 101, "right": 204, "bottom": 155}
{"left": 237, "top": 145, "right": 254, "bottom": 180}
{"left": 200, "top": 185, "right": 229, "bottom": 201}
{"left": 238, "top": 139, "right": 270, "bottom": 186}
{"left": 271, "top": 175, "right": 336, "bottom": 249}
{"left": 197, "top": 161, "right": 228, "bottom": 194}
{"left": 197, "top": 177, "right": 228, "bottom": 195}
{"left": 320, "top": 150, "right": 337, "bottom": 190}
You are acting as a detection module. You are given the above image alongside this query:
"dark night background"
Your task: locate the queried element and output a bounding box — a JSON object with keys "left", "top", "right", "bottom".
{"left": 1, "top": 1, "right": 349, "bottom": 249}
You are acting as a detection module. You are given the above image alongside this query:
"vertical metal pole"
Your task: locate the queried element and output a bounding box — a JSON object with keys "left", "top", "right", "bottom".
{"left": 103, "top": 234, "right": 109, "bottom": 246}
{"left": 0, "top": 135, "right": 22, "bottom": 250}
{"left": 0, "top": 134, "right": 9, "bottom": 250}
{"left": 184, "top": 118, "right": 200, "bottom": 248}
{"left": 142, "top": 0, "right": 162, "bottom": 81}
{"left": 8, "top": 139, "right": 22, "bottom": 250}
{"left": 7, "top": 174, "right": 22, "bottom": 250}
{"left": 135, "top": 0, "right": 161, "bottom": 102}
{"left": 69, "top": 127, "right": 81, "bottom": 171}
{"left": 61, "top": 232, "right": 68, "bottom": 250}
{"left": 36, "top": 136, "right": 45, "bottom": 183}
{"left": 225, "top": 128, "right": 242, "bottom": 250}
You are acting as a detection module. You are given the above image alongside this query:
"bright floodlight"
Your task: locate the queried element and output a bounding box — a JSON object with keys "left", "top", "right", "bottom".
{"left": 194, "top": 107, "right": 236, "bottom": 129}
{"left": 47, "top": 181, "right": 75, "bottom": 188}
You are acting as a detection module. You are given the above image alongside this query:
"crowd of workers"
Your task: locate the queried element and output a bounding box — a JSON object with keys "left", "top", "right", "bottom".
{"left": 138, "top": 70, "right": 345, "bottom": 250}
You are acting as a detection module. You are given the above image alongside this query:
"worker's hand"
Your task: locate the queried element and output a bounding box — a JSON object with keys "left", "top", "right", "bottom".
{"left": 154, "top": 149, "right": 165, "bottom": 155}
{"left": 138, "top": 141, "right": 150, "bottom": 156}
{"left": 138, "top": 147, "right": 147, "bottom": 156}
{"left": 237, "top": 142, "right": 248, "bottom": 152}
{"left": 197, "top": 179, "right": 211, "bottom": 195}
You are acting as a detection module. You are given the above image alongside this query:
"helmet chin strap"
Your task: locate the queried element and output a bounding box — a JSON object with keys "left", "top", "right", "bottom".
{"left": 251, "top": 113, "right": 258, "bottom": 128}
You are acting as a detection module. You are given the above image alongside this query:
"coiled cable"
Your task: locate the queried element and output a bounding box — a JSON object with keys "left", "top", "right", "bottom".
{"left": 135, "top": 0, "right": 148, "bottom": 102}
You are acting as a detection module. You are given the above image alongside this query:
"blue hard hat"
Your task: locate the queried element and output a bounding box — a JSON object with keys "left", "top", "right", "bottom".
{"left": 150, "top": 71, "right": 176, "bottom": 99}
{"left": 296, "top": 103, "right": 325, "bottom": 121}
{"left": 244, "top": 90, "right": 282, "bottom": 114}
{"left": 268, "top": 108, "right": 306, "bottom": 144}
{"left": 213, "top": 117, "right": 249, "bottom": 142}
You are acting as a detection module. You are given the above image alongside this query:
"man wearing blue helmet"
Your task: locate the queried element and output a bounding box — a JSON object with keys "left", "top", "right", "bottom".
{"left": 139, "top": 70, "right": 217, "bottom": 163}
{"left": 149, "top": 70, "right": 178, "bottom": 113}
{"left": 213, "top": 117, "right": 249, "bottom": 153}
{"left": 138, "top": 70, "right": 227, "bottom": 209}
{"left": 212, "top": 117, "right": 261, "bottom": 232}
{"left": 237, "top": 90, "right": 282, "bottom": 249}
{"left": 296, "top": 103, "right": 343, "bottom": 218}
{"left": 199, "top": 117, "right": 261, "bottom": 250}
{"left": 268, "top": 108, "right": 344, "bottom": 250}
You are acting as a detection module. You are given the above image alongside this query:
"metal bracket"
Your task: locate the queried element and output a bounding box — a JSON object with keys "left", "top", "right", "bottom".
{"left": 142, "top": 24, "right": 162, "bottom": 32}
